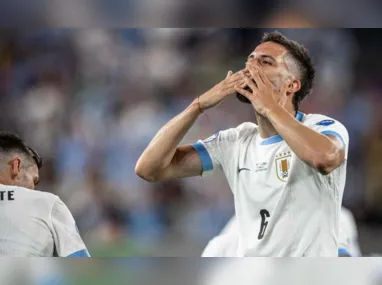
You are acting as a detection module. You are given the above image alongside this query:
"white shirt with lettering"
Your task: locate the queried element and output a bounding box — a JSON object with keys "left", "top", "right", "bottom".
{"left": 0, "top": 184, "right": 89, "bottom": 257}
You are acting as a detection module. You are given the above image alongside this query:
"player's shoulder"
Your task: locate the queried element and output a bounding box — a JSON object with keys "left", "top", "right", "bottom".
{"left": 224, "top": 122, "right": 258, "bottom": 140}
{"left": 235, "top": 122, "right": 258, "bottom": 133}
{"left": 340, "top": 207, "right": 359, "bottom": 239}
{"left": 341, "top": 207, "right": 352, "bottom": 217}
{"left": 340, "top": 207, "right": 356, "bottom": 224}
{"left": 13, "top": 186, "right": 59, "bottom": 206}
{"left": 203, "top": 122, "right": 257, "bottom": 144}
{"left": 220, "top": 216, "right": 238, "bottom": 235}
{"left": 302, "top": 113, "right": 345, "bottom": 128}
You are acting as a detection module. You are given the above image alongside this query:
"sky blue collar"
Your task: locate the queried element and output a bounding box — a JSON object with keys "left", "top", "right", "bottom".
{"left": 260, "top": 111, "right": 304, "bottom": 145}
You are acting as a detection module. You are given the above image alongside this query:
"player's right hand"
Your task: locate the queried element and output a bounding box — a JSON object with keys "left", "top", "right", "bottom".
{"left": 197, "top": 70, "right": 247, "bottom": 110}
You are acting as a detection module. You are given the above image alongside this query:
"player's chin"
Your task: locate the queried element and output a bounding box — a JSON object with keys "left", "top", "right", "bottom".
{"left": 235, "top": 86, "right": 252, "bottom": 104}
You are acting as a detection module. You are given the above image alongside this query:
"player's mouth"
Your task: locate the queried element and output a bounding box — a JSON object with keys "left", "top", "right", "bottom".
{"left": 236, "top": 76, "right": 257, "bottom": 104}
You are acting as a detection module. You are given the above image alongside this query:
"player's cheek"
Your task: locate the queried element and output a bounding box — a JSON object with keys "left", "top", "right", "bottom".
{"left": 268, "top": 71, "right": 284, "bottom": 89}
{"left": 268, "top": 77, "right": 280, "bottom": 90}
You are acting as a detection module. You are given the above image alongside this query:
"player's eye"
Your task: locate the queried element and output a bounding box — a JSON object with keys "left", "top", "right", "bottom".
{"left": 262, "top": 60, "right": 272, "bottom": 66}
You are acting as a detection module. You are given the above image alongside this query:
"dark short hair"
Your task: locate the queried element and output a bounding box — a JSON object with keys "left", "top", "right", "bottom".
{"left": 0, "top": 132, "right": 43, "bottom": 169}
{"left": 261, "top": 31, "right": 316, "bottom": 111}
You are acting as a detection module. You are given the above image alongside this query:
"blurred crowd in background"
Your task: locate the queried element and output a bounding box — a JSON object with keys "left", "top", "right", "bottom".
{"left": 0, "top": 27, "right": 382, "bottom": 257}
{"left": 2, "top": 0, "right": 382, "bottom": 27}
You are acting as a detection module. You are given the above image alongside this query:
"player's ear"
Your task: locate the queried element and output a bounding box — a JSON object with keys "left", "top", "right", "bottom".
{"left": 286, "top": 78, "right": 301, "bottom": 96}
{"left": 9, "top": 157, "right": 21, "bottom": 179}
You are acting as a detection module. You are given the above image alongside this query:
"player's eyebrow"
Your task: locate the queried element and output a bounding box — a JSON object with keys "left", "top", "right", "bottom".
{"left": 247, "top": 53, "right": 276, "bottom": 62}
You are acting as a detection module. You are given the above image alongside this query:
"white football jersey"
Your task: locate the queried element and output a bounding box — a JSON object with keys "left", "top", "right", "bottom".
{"left": 193, "top": 112, "right": 349, "bottom": 257}
{"left": 202, "top": 207, "right": 360, "bottom": 257}
{"left": 339, "top": 207, "right": 361, "bottom": 256}
{"left": 0, "top": 184, "right": 89, "bottom": 257}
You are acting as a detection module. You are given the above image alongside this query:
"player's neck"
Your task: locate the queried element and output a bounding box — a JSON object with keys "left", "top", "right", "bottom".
{"left": 256, "top": 107, "right": 296, "bottom": 139}
{"left": 256, "top": 114, "right": 278, "bottom": 139}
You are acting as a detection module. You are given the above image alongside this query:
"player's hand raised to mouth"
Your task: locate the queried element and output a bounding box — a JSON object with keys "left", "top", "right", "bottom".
{"left": 234, "top": 63, "right": 290, "bottom": 117}
{"left": 198, "top": 70, "right": 248, "bottom": 110}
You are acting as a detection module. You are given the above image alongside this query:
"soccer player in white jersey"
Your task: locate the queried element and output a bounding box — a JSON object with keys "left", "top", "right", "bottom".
{"left": 0, "top": 132, "right": 89, "bottom": 257}
{"left": 202, "top": 207, "right": 361, "bottom": 257}
{"left": 136, "top": 31, "right": 349, "bottom": 257}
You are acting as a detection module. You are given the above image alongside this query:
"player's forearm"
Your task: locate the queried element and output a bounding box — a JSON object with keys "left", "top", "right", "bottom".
{"left": 135, "top": 100, "right": 201, "bottom": 181}
{"left": 266, "top": 106, "right": 340, "bottom": 174}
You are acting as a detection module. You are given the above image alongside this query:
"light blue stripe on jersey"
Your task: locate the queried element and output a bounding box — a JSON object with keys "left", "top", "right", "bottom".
{"left": 320, "top": 130, "right": 346, "bottom": 147}
{"left": 261, "top": 111, "right": 304, "bottom": 145}
{"left": 295, "top": 111, "right": 304, "bottom": 122}
{"left": 67, "top": 249, "right": 90, "bottom": 257}
{"left": 261, "top": 134, "right": 284, "bottom": 145}
{"left": 192, "top": 141, "right": 213, "bottom": 172}
{"left": 338, "top": 248, "right": 352, "bottom": 256}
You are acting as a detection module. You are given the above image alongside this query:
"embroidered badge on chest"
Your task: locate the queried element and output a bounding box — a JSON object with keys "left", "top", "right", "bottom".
{"left": 275, "top": 151, "right": 292, "bottom": 182}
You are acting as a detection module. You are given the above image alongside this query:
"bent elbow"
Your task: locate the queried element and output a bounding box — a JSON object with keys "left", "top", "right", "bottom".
{"left": 313, "top": 151, "right": 340, "bottom": 175}
{"left": 135, "top": 162, "right": 158, "bottom": 182}
{"left": 315, "top": 163, "right": 332, "bottom": 175}
{"left": 136, "top": 171, "right": 157, "bottom": 182}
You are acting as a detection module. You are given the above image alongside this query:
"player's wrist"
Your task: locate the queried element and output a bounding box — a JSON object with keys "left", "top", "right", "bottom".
{"left": 263, "top": 104, "right": 281, "bottom": 118}
{"left": 192, "top": 93, "right": 212, "bottom": 113}
{"left": 190, "top": 98, "right": 204, "bottom": 115}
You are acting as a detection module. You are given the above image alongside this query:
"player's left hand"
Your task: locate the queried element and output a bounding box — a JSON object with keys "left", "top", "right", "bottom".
{"left": 234, "top": 63, "right": 289, "bottom": 117}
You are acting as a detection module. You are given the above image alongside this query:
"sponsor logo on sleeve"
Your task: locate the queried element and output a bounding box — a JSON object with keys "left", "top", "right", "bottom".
{"left": 316, "top": 120, "right": 335, "bottom": 126}
{"left": 202, "top": 132, "right": 219, "bottom": 143}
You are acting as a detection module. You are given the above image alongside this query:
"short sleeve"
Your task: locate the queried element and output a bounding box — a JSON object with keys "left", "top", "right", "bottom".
{"left": 309, "top": 117, "right": 350, "bottom": 159}
{"left": 50, "top": 198, "right": 90, "bottom": 258}
{"left": 191, "top": 128, "right": 239, "bottom": 176}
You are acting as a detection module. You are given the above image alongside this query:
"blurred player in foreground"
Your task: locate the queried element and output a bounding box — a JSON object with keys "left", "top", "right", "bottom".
{"left": 338, "top": 207, "right": 362, "bottom": 257}
{"left": 0, "top": 132, "right": 89, "bottom": 257}
{"left": 136, "top": 31, "right": 349, "bottom": 256}
{"left": 202, "top": 207, "right": 361, "bottom": 257}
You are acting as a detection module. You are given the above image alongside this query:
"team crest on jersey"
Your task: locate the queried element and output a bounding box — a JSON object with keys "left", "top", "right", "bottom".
{"left": 203, "top": 132, "right": 219, "bottom": 143}
{"left": 275, "top": 152, "right": 292, "bottom": 182}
